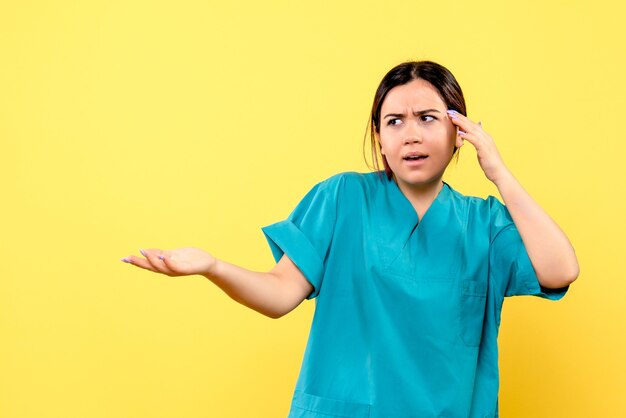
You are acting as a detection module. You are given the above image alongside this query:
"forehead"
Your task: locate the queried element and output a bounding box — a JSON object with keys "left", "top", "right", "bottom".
{"left": 381, "top": 78, "right": 446, "bottom": 111}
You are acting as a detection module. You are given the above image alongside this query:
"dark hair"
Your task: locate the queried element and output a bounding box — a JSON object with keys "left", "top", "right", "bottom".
{"left": 364, "top": 61, "right": 467, "bottom": 179}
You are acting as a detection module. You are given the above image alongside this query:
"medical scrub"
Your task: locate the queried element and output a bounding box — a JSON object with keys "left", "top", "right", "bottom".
{"left": 262, "top": 171, "right": 569, "bottom": 418}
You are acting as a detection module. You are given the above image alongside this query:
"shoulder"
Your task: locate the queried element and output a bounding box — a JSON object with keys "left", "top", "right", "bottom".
{"left": 446, "top": 183, "right": 505, "bottom": 212}
{"left": 314, "top": 171, "right": 384, "bottom": 196}
{"left": 446, "top": 184, "right": 512, "bottom": 229}
{"left": 445, "top": 183, "right": 483, "bottom": 209}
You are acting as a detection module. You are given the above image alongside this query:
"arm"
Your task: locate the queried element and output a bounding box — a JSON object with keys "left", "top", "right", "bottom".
{"left": 447, "top": 110, "right": 579, "bottom": 288}
{"left": 122, "top": 248, "right": 313, "bottom": 318}
{"left": 492, "top": 170, "right": 579, "bottom": 288}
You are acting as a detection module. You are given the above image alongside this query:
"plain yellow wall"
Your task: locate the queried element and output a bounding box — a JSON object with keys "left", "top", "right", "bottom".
{"left": 1, "top": 0, "right": 624, "bottom": 417}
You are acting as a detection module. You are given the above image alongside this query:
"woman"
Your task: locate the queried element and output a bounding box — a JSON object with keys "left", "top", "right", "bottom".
{"left": 122, "top": 61, "right": 579, "bottom": 417}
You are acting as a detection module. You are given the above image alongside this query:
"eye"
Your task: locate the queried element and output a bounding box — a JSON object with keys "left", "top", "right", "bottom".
{"left": 387, "top": 118, "right": 402, "bottom": 126}
{"left": 421, "top": 115, "right": 436, "bottom": 122}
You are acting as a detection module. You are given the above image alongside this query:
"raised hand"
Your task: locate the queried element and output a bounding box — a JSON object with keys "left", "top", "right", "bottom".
{"left": 447, "top": 109, "right": 510, "bottom": 184}
{"left": 121, "top": 247, "right": 217, "bottom": 277}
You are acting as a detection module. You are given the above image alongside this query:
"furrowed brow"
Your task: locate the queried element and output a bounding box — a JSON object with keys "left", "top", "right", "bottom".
{"left": 416, "top": 108, "right": 441, "bottom": 115}
{"left": 383, "top": 108, "right": 441, "bottom": 119}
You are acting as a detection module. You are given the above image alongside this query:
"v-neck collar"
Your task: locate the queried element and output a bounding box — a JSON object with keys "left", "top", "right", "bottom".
{"left": 387, "top": 175, "right": 452, "bottom": 226}
{"left": 371, "top": 173, "right": 455, "bottom": 268}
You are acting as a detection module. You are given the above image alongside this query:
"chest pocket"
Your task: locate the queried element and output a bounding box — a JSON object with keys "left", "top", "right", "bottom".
{"left": 290, "top": 391, "right": 371, "bottom": 418}
{"left": 460, "top": 279, "right": 489, "bottom": 347}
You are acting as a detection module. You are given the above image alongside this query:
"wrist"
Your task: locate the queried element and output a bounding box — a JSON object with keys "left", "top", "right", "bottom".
{"left": 203, "top": 257, "right": 221, "bottom": 279}
{"left": 491, "top": 166, "right": 514, "bottom": 188}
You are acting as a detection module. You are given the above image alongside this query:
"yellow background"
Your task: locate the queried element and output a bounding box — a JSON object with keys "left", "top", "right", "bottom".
{"left": 1, "top": 0, "right": 624, "bottom": 417}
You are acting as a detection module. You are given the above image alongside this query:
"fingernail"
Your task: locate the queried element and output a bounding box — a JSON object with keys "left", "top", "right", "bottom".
{"left": 458, "top": 130, "right": 467, "bottom": 135}
{"left": 121, "top": 257, "right": 131, "bottom": 263}
{"left": 158, "top": 255, "right": 164, "bottom": 260}
{"left": 139, "top": 249, "right": 146, "bottom": 256}
{"left": 446, "top": 110, "right": 459, "bottom": 119}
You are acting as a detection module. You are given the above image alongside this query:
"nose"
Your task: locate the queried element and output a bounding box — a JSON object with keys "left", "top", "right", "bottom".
{"left": 404, "top": 132, "right": 422, "bottom": 145}
{"left": 404, "top": 135, "right": 423, "bottom": 145}
{"left": 404, "top": 122, "right": 423, "bottom": 144}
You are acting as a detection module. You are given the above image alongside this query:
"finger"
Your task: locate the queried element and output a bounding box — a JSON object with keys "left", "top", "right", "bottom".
{"left": 122, "top": 255, "right": 160, "bottom": 273}
{"left": 447, "top": 111, "right": 477, "bottom": 133}
{"left": 454, "top": 121, "right": 486, "bottom": 146}
{"left": 457, "top": 129, "right": 479, "bottom": 146}
{"left": 447, "top": 109, "right": 473, "bottom": 122}
{"left": 159, "top": 252, "right": 183, "bottom": 275}
{"left": 448, "top": 110, "right": 485, "bottom": 134}
{"left": 139, "top": 248, "right": 160, "bottom": 269}
{"left": 141, "top": 248, "right": 177, "bottom": 276}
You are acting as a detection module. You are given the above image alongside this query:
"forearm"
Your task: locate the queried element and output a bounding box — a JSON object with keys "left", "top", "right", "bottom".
{"left": 123, "top": 247, "right": 309, "bottom": 318}
{"left": 446, "top": 111, "right": 579, "bottom": 287}
{"left": 493, "top": 170, "right": 579, "bottom": 288}
{"left": 203, "top": 258, "right": 300, "bottom": 319}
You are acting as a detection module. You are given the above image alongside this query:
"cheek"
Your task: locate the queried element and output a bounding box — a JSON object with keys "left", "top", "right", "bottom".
{"left": 440, "top": 124, "right": 457, "bottom": 143}
{"left": 378, "top": 132, "right": 396, "bottom": 154}
{"left": 430, "top": 127, "right": 455, "bottom": 147}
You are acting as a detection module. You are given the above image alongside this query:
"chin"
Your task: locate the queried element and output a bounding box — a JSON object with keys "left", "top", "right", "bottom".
{"left": 395, "top": 171, "right": 444, "bottom": 188}
{"left": 398, "top": 176, "right": 438, "bottom": 187}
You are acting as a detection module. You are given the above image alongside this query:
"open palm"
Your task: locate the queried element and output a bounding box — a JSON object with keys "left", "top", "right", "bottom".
{"left": 122, "top": 247, "right": 216, "bottom": 277}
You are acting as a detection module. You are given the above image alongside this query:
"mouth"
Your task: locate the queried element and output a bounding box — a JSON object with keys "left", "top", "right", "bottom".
{"left": 403, "top": 152, "right": 428, "bottom": 161}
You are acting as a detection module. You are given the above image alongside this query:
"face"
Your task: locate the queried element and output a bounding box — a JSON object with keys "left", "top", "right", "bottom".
{"left": 376, "top": 78, "right": 462, "bottom": 192}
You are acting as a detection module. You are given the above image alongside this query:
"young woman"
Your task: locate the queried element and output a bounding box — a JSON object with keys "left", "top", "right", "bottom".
{"left": 122, "top": 61, "right": 579, "bottom": 418}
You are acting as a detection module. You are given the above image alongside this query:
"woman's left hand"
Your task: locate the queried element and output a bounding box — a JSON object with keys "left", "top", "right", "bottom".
{"left": 447, "top": 110, "right": 510, "bottom": 184}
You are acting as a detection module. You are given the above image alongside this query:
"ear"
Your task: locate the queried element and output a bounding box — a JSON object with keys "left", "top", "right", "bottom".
{"left": 455, "top": 131, "right": 464, "bottom": 148}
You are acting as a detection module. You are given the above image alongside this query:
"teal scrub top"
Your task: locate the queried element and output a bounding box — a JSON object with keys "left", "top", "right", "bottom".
{"left": 262, "top": 171, "right": 569, "bottom": 418}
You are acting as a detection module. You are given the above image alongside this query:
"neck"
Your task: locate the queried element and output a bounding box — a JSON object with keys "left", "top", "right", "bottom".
{"left": 394, "top": 176, "right": 444, "bottom": 219}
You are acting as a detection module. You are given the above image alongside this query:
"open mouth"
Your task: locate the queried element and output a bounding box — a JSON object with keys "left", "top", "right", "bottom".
{"left": 403, "top": 152, "right": 428, "bottom": 161}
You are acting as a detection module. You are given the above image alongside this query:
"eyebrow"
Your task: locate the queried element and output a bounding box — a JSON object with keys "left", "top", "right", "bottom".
{"left": 383, "top": 108, "right": 441, "bottom": 119}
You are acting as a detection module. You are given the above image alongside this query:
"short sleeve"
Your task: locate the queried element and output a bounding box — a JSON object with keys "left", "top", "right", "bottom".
{"left": 488, "top": 196, "right": 569, "bottom": 300}
{"left": 261, "top": 177, "right": 340, "bottom": 300}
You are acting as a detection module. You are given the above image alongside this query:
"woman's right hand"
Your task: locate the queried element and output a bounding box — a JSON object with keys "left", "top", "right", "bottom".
{"left": 121, "top": 247, "right": 217, "bottom": 277}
